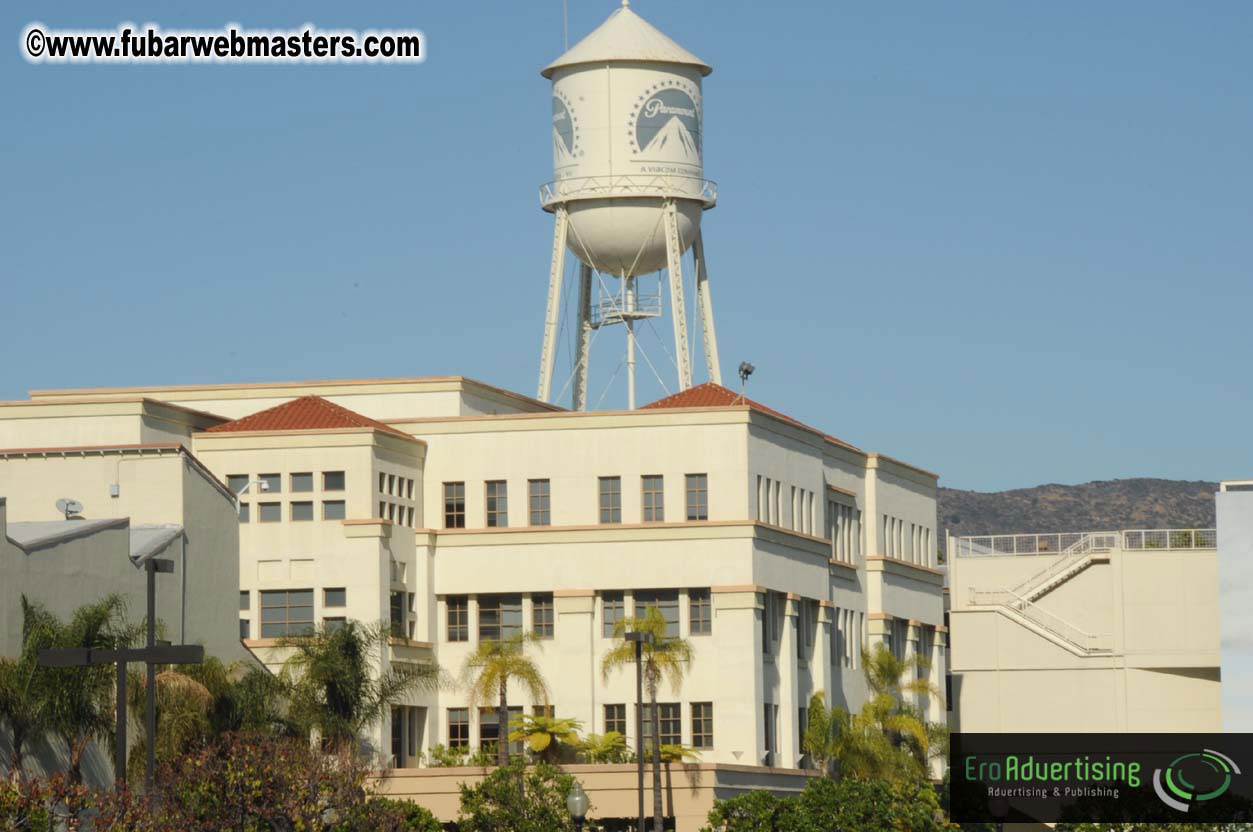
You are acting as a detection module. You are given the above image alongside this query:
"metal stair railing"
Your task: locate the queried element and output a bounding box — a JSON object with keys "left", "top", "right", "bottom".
{"left": 968, "top": 587, "right": 1112, "bottom": 654}
{"left": 1008, "top": 531, "right": 1118, "bottom": 599}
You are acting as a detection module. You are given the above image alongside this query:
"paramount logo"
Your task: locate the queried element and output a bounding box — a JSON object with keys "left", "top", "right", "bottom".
{"left": 643, "top": 98, "right": 696, "bottom": 119}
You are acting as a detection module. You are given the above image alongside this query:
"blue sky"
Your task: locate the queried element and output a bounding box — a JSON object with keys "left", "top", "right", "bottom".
{"left": 3, "top": 1, "right": 1250, "bottom": 491}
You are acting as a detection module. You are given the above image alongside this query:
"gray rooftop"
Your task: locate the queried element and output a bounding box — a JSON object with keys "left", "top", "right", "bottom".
{"left": 6, "top": 518, "right": 183, "bottom": 563}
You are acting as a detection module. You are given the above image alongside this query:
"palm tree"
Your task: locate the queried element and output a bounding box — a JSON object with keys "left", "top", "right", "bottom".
{"left": 579, "top": 731, "right": 629, "bottom": 764}
{"left": 658, "top": 744, "right": 701, "bottom": 821}
{"left": 459, "top": 632, "right": 548, "bottom": 768}
{"left": 508, "top": 713, "right": 581, "bottom": 763}
{"left": 280, "top": 620, "right": 440, "bottom": 755}
{"left": 0, "top": 598, "right": 58, "bottom": 780}
{"left": 39, "top": 595, "right": 139, "bottom": 784}
{"left": 860, "top": 643, "right": 937, "bottom": 769}
{"left": 800, "top": 691, "right": 835, "bottom": 774}
{"left": 601, "top": 606, "right": 694, "bottom": 832}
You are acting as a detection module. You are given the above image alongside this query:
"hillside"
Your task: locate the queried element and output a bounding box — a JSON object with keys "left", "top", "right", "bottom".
{"left": 937, "top": 478, "right": 1218, "bottom": 552}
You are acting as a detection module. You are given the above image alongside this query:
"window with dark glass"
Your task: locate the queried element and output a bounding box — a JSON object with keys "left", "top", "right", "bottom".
{"left": 532, "top": 593, "right": 554, "bottom": 639}
{"left": 485, "top": 480, "right": 508, "bottom": 527}
{"left": 323, "top": 471, "right": 345, "bottom": 491}
{"left": 260, "top": 589, "right": 313, "bottom": 637}
{"left": 391, "top": 706, "right": 404, "bottom": 764}
{"left": 634, "top": 589, "right": 679, "bottom": 638}
{"left": 641, "top": 703, "right": 681, "bottom": 747}
{"left": 689, "top": 588, "right": 711, "bottom": 635}
{"left": 239, "top": 618, "right": 250, "bottom": 639}
{"left": 322, "top": 500, "right": 345, "bottom": 520}
{"left": 239, "top": 590, "right": 250, "bottom": 611}
{"left": 227, "top": 474, "right": 249, "bottom": 494}
{"left": 602, "top": 591, "right": 624, "bottom": 637}
{"left": 448, "top": 708, "right": 469, "bottom": 749}
{"left": 528, "top": 479, "right": 551, "bottom": 526}
{"left": 390, "top": 591, "right": 406, "bottom": 638}
{"left": 641, "top": 475, "right": 664, "bottom": 522}
{"left": 291, "top": 501, "right": 313, "bottom": 522}
{"left": 447, "top": 596, "right": 468, "bottom": 642}
{"left": 291, "top": 472, "right": 313, "bottom": 493}
{"left": 478, "top": 593, "right": 522, "bottom": 641}
{"left": 259, "top": 473, "right": 281, "bottom": 494}
{"left": 479, "top": 706, "right": 523, "bottom": 755}
{"left": 324, "top": 587, "right": 346, "bottom": 607}
{"left": 598, "top": 476, "right": 621, "bottom": 524}
{"left": 444, "top": 481, "right": 466, "bottom": 528}
{"left": 324, "top": 617, "right": 346, "bottom": 633}
{"left": 604, "top": 703, "right": 626, "bottom": 736}
{"left": 258, "top": 502, "right": 281, "bottom": 523}
{"left": 238, "top": 503, "right": 250, "bottom": 523}
{"left": 691, "top": 702, "right": 714, "bottom": 748}
{"left": 685, "top": 474, "right": 708, "bottom": 521}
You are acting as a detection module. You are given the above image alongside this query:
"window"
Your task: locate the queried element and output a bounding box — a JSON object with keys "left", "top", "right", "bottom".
{"left": 324, "top": 587, "right": 346, "bottom": 607}
{"left": 291, "top": 472, "right": 313, "bottom": 493}
{"left": 227, "top": 474, "right": 249, "bottom": 494}
{"left": 391, "top": 706, "right": 404, "bottom": 765}
{"left": 323, "top": 471, "right": 345, "bottom": 491}
{"left": 379, "top": 472, "right": 386, "bottom": 493}
{"left": 239, "top": 619, "right": 250, "bottom": 639}
{"left": 239, "top": 590, "right": 250, "bottom": 611}
{"left": 528, "top": 479, "right": 551, "bottom": 526}
{"left": 260, "top": 589, "right": 313, "bottom": 637}
{"left": 259, "top": 473, "right": 281, "bottom": 494}
{"left": 641, "top": 475, "right": 664, "bottom": 522}
{"left": 388, "top": 474, "right": 396, "bottom": 496}
{"left": 322, "top": 500, "right": 345, "bottom": 520}
{"left": 598, "top": 476, "right": 621, "bottom": 524}
{"left": 641, "top": 703, "right": 681, "bottom": 747}
{"left": 238, "top": 503, "right": 250, "bottom": 523}
{"left": 532, "top": 593, "right": 554, "bottom": 639}
{"left": 258, "top": 502, "right": 281, "bottom": 523}
{"left": 447, "top": 596, "right": 468, "bottom": 642}
{"left": 408, "top": 706, "right": 421, "bottom": 756}
{"left": 448, "top": 708, "right": 469, "bottom": 749}
{"left": 378, "top": 501, "right": 386, "bottom": 519}
{"left": 602, "top": 591, "right": 624, "bottom": 637}
{"left": 485, "top": 480, "right": 508, "bottom": 527}
{"left": 479, "top": 706, "right": 523, "bottom": 755}
{"left": 689, "top": 588, "right": 711, "bottom": 635}
{"left": 291, "top": 501, "right": 313, "bottom": 522}
{"left": 478, "top": 594, "right": 522, "bottom": 641}
{"left": 685, "top": 474, "right": 708, "bottom": 521}
{"left": 406, "top": 507, "right": 414, "bottom": 527}
{"left": 444, "top": 482, "right": 465, "bottom": 528}
{"left": 764, "top": 703, "right": 777, "bottom": 756}
{"left": 692, "top": 702, "right": 714, "bottom": 749}
{"left": 634, "top": 590, "right": 679, "bottom": 637}
{"left": 533, "top": 704, "right": 555, "bottom": 718}
{"left": 391, "top": 591, "right": 406, "bottom": 638}
{"left": 407, "top": 479, "right": 414, "bottom": 499}
{"left": 604, "top": 703, "right": 626, "bottom": 736}
{"left": 324, "top": 617, "right": 346, "bottom": 633}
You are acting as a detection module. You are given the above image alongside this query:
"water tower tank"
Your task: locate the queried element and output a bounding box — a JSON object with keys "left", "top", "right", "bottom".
{"left": 541, "top": 2, "right": 715, "bottom": 277}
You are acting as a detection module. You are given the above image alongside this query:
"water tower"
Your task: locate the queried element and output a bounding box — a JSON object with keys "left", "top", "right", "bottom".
{"left": 536, "top": 1, "right": 722, "bottom": 410}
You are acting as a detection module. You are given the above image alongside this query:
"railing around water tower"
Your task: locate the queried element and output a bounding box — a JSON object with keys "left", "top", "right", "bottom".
{"left": 539, "top": 174, "right": 717, "bottom": 211}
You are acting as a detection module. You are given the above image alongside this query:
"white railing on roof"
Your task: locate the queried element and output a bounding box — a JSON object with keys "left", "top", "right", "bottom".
{"left": 1008, "top": 532, "right": 1118, "bottom": 597}
{"left": 1121, "top": 529, "right": 1216, "bottom": 550}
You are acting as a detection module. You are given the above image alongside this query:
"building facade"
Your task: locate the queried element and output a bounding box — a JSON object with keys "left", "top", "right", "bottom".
{"left": 1216, "top": 480, "right": 1253, "bottom": 732}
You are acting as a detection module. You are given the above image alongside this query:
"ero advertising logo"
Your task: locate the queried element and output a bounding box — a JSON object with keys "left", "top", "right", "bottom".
{"left": 1153, "top": 749, "right": 1241, "bottom": 812}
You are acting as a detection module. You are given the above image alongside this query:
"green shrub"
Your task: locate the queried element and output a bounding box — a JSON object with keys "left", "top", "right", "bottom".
{"left": 701, "top": 775, "right": 948, "bottom": 832}
{"left": 458, "top": 759, "right": 593, "bottom": 832}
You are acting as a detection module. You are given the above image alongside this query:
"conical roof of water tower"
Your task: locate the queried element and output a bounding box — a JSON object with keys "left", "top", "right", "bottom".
{"left": 541, "top": 3, "right": 712, "bottom": 78}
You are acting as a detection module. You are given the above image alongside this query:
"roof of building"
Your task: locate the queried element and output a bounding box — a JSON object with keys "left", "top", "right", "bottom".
{"left": 643, "top": 383, "right": 861, "bottom": 452}
{"left": 6, "top": 517, "right": 129, "bottom": 552}
{"left": 542, "top": 4, "right": 711, "bottom": 78}
{"left": 202, "top": 395, "right": 415, "bottom": 440}
{"left": 130, "top": 524, "right": 183, "bottom": 564}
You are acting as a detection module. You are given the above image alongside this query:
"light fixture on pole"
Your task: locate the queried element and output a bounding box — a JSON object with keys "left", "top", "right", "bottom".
{"left": 737, "top": 361, "right": 755, "bottom": 404}
{"left": 624, "top": 629, "right": 654, "bottom": 832}
{"left": 566, "top": 780, "right": 589, "bottom": 832}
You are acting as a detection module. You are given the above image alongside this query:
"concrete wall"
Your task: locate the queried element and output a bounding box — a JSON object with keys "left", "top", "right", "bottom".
{"left": 1216, "top": 485, "right": 1253, "bottom": 731}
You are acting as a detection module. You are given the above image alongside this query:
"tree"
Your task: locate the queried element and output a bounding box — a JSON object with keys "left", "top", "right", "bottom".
{"left": 281, "top": 620, "right": 440, "bottom": 755}
{"left": 0, "top": 598, "right": 58, "bottom": 780}
{"left": 459, "top": 632, "right": 549, "bottom": 768}
{"left": 601, "top": 606, "right": 694, "bottom": 832}
{"left": 37, "top": 595, "right": 140, "bottom": 784}
{"left": 578, "top": 731, "right": 630, "bottom": 764}
{"left": 800, "top": 691, "right": 835, "bottom": 774}
{"left": 457, "top": 758, "right": 587, "bottom": 832}
{"left": 700, "top": 774, "right": 947, "bottom": 832}
{"left": 508, "top": 713, "right": 582, "bottom": 763}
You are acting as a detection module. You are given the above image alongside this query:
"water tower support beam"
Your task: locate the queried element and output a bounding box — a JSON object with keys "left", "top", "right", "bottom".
{"left": 573, "top": 262, "right": 593, "bottom": 411}
{"left": 692, "top": 232, "right": 722, "bottom": 385}
{"left": 537, "top": 206, "right": 570, "bottom": 402}
{"left": 663, "top": 200, "right": 694, "bottom": 391}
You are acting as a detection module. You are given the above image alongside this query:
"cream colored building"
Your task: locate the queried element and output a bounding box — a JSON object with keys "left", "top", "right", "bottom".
{"left": 0, "top": 376, "right": 945, "bottom": 827}
{"left": 947, "top": 528, "right": 1221, "bottom": 733}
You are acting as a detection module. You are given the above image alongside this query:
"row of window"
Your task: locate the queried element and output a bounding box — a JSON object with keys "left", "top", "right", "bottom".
{"left": 239, "top": 500, "right": 346, "bottom": 523}
{"left": 379, "top": 472, "right": 416, "bottom": 500}
{"left": 239, "top": 587, "right": 363, "bottom": 639}
{"left": 378, "top": 501, "right": 416, "bottom": 527}
{"left": 827, "top": 499, "right": 863, "bottom": 565}
{"left": 444, "top": 588, "right": 712, "bottom": 643}
{"left": 883, "top": 514, "right": 932, "bottom": 566}
{"left": 446, "top": 702, "right": 714, "bottom": 750}
{"left": 442, "top": 474, "right": 709, "bottom": 529}
{"left": 228, "top": 471, "right": 345, "bottom": 495}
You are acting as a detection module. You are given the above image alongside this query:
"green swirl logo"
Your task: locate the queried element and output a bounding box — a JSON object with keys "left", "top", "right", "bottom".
{"left": 1153, "top": 750, "right": 1241, "bottom": 812}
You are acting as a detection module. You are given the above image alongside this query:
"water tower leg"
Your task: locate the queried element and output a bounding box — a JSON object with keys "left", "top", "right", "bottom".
{"left": 692, "top": 232, "right": 722, "bottom": 386}
{"left": 663, "top": 200, "right": 694, "bottom": 391}
{"left": 537, "top": 206, "right": 569, "bottom": 402}
{"left": 625, "top": 275, "right": 637, "bottom": 410}
{"left": 573, "top": 263, "right": 592, "bottom": 411}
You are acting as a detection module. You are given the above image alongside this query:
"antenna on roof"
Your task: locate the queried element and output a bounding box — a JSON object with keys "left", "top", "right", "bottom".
{"left": 737, "top": 362, "right": 755, "bottom": 405}
{"left": 55, "top": 498, "right": 84, "bottom": 520}
{"left": 563, "top": 0, "right": 569, "bottom": 49}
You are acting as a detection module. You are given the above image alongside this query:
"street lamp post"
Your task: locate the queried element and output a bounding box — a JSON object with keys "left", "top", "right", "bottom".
{"left": 566, "top": 780, "right": 589, "bottom": 832}
{"left": 625, "top": 630, "right": 654, "bottom": 832}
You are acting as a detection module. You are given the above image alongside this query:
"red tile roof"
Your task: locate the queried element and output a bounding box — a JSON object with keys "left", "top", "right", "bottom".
{"left": 642, "top": 383, "right": 860, "bottom": 451}
{"left": 202, "top": 396, "right": 414, "bottom": 440}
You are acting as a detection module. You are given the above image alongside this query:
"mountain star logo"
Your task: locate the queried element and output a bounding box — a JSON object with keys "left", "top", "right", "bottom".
{"left": 552, "top": 93, "right": 580, "bottom": 167}
{"left": 1152, "top": 749, "right": 1240, "bottom": 812}
{"left": 629, "top": 85, "right": 701, "bottom": 163}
